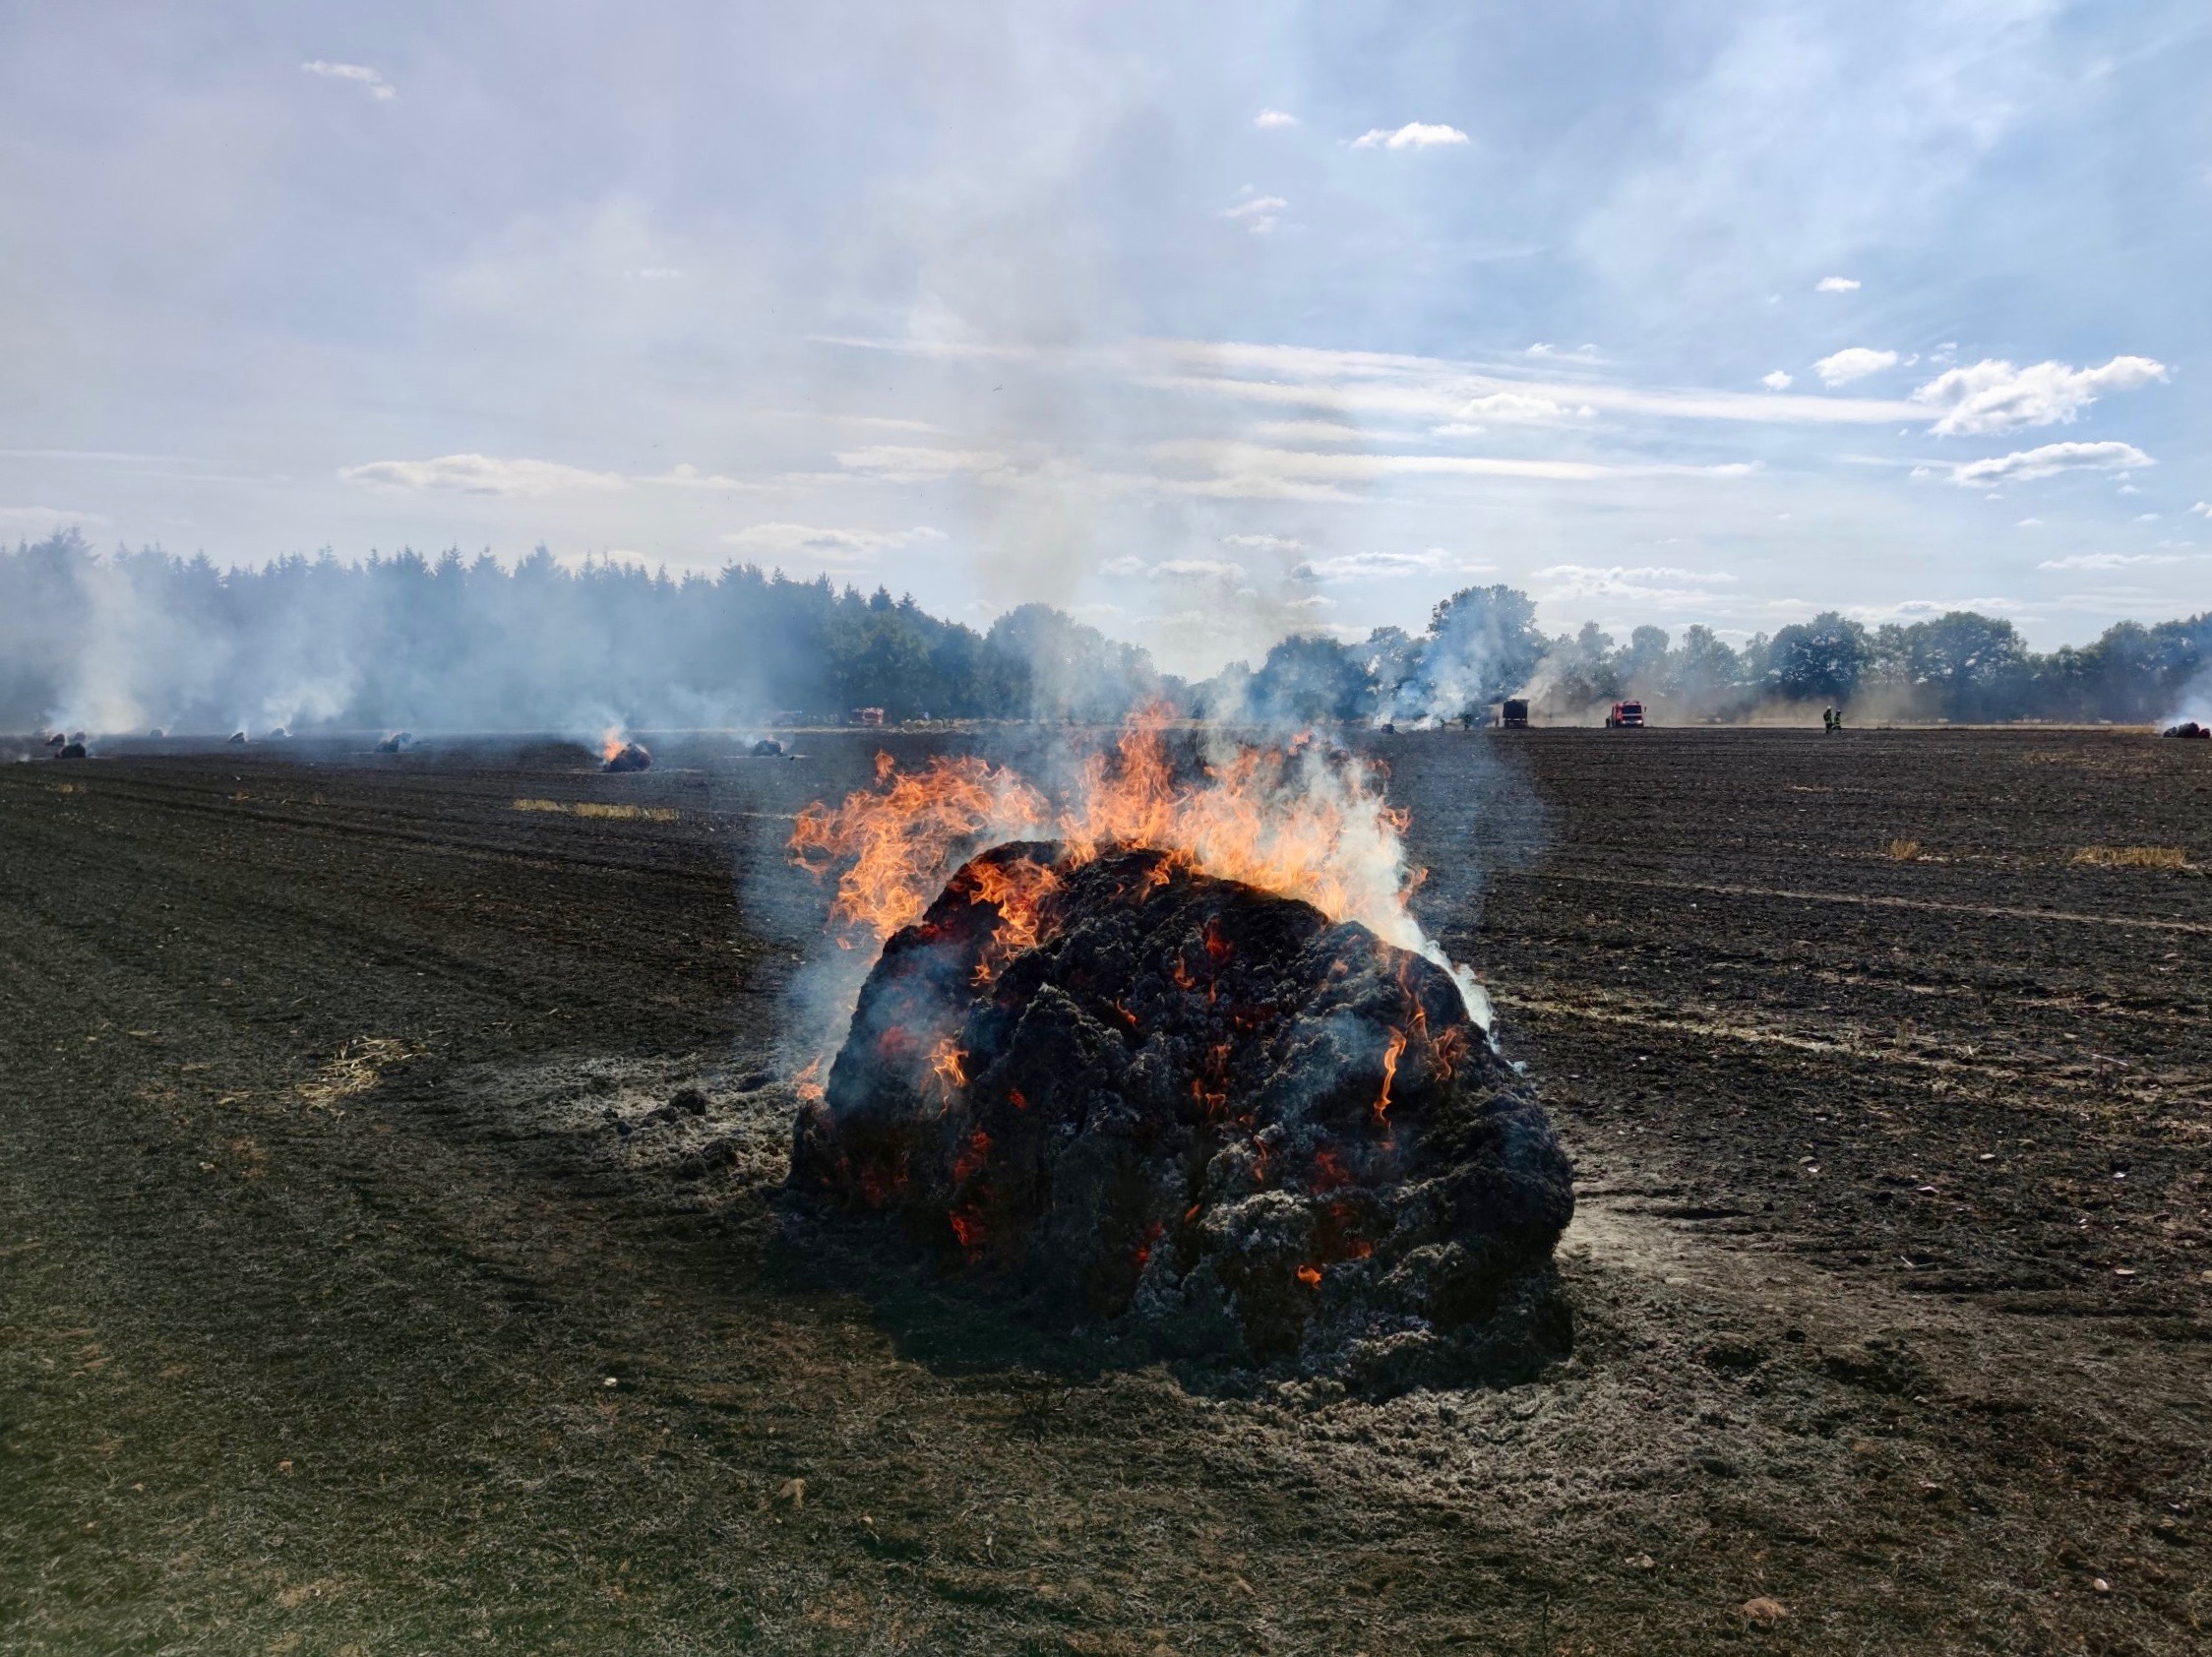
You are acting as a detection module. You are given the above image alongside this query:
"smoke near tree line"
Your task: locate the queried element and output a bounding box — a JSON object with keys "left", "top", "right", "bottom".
{"left": 3, "top": 529, "right": 2206, "bottom": 736}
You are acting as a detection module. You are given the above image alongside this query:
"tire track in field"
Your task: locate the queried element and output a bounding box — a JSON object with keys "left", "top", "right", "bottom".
{"left": 1530, "top": 869, "right": 2212, "bottom": 934}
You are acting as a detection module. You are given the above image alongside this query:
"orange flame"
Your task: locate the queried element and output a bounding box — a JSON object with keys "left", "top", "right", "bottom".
{"left": 789, "top": 708, "right": 1436, "bottom": 952}
{"left": 600, "top": 728, "right": 627, "bottom": 764}
{"left": 789, "top": 753, "right": 1049, "bottom": 944}
{"left": 929, "top": 1036, "right": 969, "bottom": 1095}
{"left": 1295, "top": 1263, "right": 1322, "bottom": 1288}
{"left": 794, "top": 1058, "right": 825, "bottom": 1105}
{"left": 787, "top": 706, "right": 1492, "bottom": 1031}
{"left": 1376, "top": 1027, "right": 1407, "bottom": 1123}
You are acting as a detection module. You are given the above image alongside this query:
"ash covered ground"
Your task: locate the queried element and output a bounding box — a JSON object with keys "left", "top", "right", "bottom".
{"left": 2, "top": 727, "right": 2209, "bottom": 1654}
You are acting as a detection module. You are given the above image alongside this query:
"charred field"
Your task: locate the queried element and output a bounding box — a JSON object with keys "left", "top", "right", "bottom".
{"left": 2, "top": 726, "right": 2208, "bottom": 1655}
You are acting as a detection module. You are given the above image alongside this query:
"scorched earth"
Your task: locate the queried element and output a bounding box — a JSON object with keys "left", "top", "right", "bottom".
{"left": 1, "top": 723, "right": 2207, "bottom": 1654}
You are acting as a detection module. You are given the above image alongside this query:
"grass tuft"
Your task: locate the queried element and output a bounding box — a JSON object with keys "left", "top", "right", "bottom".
{"left": 1883, "top": 838, "right": 1921, "bottom": 861}
{"left": 296, "top": 1037, "right": 415, "bottom": 1112}
{"left": 2072, "top": 844, "right": 2187, "bottom": 870}
{"left": 514, "top": 797, "right": 678, "bottom": 823}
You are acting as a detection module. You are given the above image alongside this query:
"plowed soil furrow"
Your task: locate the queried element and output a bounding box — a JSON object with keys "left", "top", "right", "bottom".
{"left": 2, "top": 728, "right": 2208, "bottom": 1655}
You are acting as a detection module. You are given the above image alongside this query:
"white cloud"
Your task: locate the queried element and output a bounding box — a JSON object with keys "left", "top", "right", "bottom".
{"left": 1536, "top": 563, "right": 1736, "bottom": 584}
{"left": 1843, "top": 596, "right": 2032, "bottom": 622}
{"left": 1350, "top": 122, "right": 1470, "bottom": 151}
{"left": 2036, "top": 552, "right": 2196, "bottom": 572}
{"left": 1221, "top": 195, "right": 1287, "bottom": 233}
{"left": 1909, "top": 355, "right": 2168, "bottom": 436}
{"left": 1152, "top": 558, "right": 1247, "bottom": 580}
{"left": 1948, "top": 441, "right": 2153, "bottom": 487}
{"left": 720, "top": 523, "right": 947, "bottom": 564}
{"left": 1250, "top": 419, "right": 1367, "bottom": 444}
{"left": 1534, "top": 564, "right": 1740, "bottom": 607}
{"left": 0, "top": 505, "right": 110, "bottom": 534}
{"left": 2015, "top": 517, "right": 2044, "bottom": 527}
{"left": 1760, "top": 370, "right": 1794, "bottom": 391}
{"left": 832, "top": 445, "right": 1012, "bottom": 481}
{"left": 1142, "top": 438, "right": 1751, "bottom": 502}
{"left": 1294, "top": 549, "right": 1481, "bottom": 583}
{"left": 301, "top": 60, "right": 396, "bottom": 100}
{"left": 1099, "top": 556, "right": 1247, "bottom": 581}
{"left": 338, "top": 455, "right": 627, "bottom": 495}
{"left": 1814, "top": 276, "right": 1861, "bottom": 293}
{"left": 2134, "top": 512, "right": 2161, "bottom": 522}
{"left": 2190, "top": 502, "right": 2212, "bottom": 517}
{"left": 1813, "top": 347, "right": 1900, "bottom": 387}
{"left": 640, "top": 462, "right": 755, "bottom": 490}
{"left": 1220, "top": 533, "right": 1306, "bottom": 553}
{"left": 1455, "top": 390, "right": 1577, "bottom": 422}
{"left": 1254, "top": 109, "right": 1298, "bottom": 129}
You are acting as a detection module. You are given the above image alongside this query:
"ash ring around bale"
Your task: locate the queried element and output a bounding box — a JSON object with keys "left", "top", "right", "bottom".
{"left": 788, "top": 841, "right": 1574, "bottom": 1396}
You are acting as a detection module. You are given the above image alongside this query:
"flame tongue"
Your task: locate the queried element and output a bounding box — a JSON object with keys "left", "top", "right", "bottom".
{"left": 789, "top": 755, "right": 1049, "bottom": 943}
{"left": 789, "top": 709, "right": 1455, "bottom": 975}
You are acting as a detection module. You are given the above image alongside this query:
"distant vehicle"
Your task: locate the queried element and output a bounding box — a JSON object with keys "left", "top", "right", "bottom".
{"left": 1606, "top": 701, "right": 1645, "bottom": 728}
{"left": 1500, "top": 699, "right": 1529, "bottom": 728}
{"left": 846, "top": 706, "right": 886, "bottom": 726}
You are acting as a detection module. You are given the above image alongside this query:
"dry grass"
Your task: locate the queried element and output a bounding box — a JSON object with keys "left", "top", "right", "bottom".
{"left": 513, "top": 797, "right": 678, "bottom": 823}
{"left": 1884, "top": 838, "right": 1922, "bottom": 862}
{"left": 2072, "top": 844, "right": 2188, "bottom": 870}
{"left": 296, "top": 1037, "right": 415, "bottom": 1112}
{"left": 46, "top": 781, "right": 84, "bottom": 795}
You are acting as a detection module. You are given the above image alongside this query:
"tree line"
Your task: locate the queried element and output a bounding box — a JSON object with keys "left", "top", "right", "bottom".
{"left": 2, "top": 530, "right": 2204, "bottom": 732}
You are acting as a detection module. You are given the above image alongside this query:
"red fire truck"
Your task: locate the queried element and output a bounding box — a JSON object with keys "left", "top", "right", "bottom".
{"left": 1605, "top": 700, "right": 1645, "bottom": 728}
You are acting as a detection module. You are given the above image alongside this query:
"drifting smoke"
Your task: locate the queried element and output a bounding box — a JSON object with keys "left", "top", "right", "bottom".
{"left": 0, "top": 531, "right": 1178, "bottom": 740}
{"left": 7, "top": 531, "right": 2204, "bottom": 741}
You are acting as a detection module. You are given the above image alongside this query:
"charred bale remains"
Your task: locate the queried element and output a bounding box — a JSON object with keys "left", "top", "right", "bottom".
{"left": 603, "top": 742, "right": 652, "bottom": 772}
{"left": 791, "top": 843, "right": 1574, "bottom": 1393}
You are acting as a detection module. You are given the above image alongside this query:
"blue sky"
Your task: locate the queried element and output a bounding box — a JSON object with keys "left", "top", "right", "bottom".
{"left": 1, "top": 0, "right": 2205, "bottom": 675}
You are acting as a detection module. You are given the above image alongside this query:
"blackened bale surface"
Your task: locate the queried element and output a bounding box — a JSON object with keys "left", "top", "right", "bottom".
{"left": 790, "top": 842, "right": 1574, "bottom": 1392}
{"left": 603, "top": 743, "right": 652, "bottom": 772}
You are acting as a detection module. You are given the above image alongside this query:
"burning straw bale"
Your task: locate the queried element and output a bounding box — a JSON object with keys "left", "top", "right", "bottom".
{"left": 790, "top": 840, "right": 1574, "bottom": 1394}
{"left": 602, "top": 740, "right": 652, "bottom": 773}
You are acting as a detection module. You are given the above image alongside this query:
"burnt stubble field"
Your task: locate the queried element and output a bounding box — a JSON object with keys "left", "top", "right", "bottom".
{"left": 2, "top": 727, "right": 2207, "bottom": 1654}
